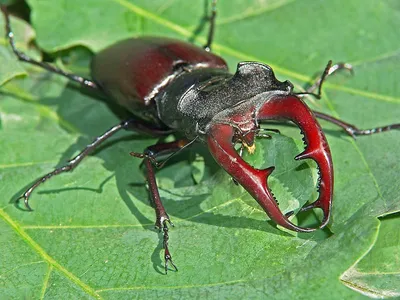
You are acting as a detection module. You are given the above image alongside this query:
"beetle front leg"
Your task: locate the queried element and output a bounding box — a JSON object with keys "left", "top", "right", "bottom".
{"left": 296, "top": 60, "right": 353, "bottom": 99}
{"left": 144, "top": 158, "right": 177, "bottom": 274}
{"left": 297, "top": 61, "right": 400, "bottom": 137}
{"left": 130, "top": 139, "right": 192, "bottom": 274}
{"left": 305, "top": 61, "right": 353, "bottom": 97}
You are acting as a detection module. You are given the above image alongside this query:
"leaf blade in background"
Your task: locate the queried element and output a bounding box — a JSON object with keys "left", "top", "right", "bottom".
{"left": 0, "top": 0, "right": 399, "bottom": 299}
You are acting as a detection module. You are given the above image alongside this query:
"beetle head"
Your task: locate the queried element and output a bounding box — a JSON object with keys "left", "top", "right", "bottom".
{"left": 204, "top": 63, "right": 333, "bottom": 233}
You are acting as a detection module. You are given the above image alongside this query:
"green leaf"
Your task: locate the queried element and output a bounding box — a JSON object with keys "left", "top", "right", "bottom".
{"left": 341, "top": 216, "right": 400, "bottom": 298}
{"left": 1, "top": 0, "right": 399, "bottom": 299}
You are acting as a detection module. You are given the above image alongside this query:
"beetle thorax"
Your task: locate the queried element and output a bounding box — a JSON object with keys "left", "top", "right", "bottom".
{"left": 156, "top": 61, "right": 293, "bottom": 140}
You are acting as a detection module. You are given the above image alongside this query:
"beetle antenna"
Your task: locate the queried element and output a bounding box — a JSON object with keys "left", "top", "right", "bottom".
{"left": 1, "top": 5, "right": 99, "bottom": 90}
{"left": 296, "top": 60, "right": 353, "bottom": 99}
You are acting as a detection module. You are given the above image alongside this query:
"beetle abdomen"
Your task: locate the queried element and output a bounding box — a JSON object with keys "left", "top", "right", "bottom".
{"left": 91, "top": 37, "right": 228, "bottom": 113}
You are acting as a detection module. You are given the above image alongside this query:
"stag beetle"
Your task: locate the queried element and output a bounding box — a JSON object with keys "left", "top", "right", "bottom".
{"left": 2, "top": 2, "right": 399, "bottom": 273}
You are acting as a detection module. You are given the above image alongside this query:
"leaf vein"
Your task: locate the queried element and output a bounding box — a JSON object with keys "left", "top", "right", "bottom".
{"left": 40, "top": 265, "right": 53, "bottom": 300}
{"left": 0, "top": 209, "right": 102, "bottom": 299}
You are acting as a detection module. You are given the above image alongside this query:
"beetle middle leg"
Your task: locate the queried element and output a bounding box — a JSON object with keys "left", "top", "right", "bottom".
{"left": 18, "top": 118, "right": 171, "bottom": 210}
{"left": 313, "top": 111, "right": 400, "bottom": 138}
{"left": 130, "top": 139, "right": 194, "bottom": 274}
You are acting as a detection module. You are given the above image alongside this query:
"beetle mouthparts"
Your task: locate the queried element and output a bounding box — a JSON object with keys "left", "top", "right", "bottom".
{"left": 206, "top": 95, "right": 333, "bottom": 233}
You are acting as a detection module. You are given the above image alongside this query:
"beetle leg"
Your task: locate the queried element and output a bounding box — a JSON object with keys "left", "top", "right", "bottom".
{"left": 207, "top": 96, "right": 333, "bottom": 232}
{"left": 162, "top": 220, "right": 178, "bottom": 273}
{"left": 1, "top": 6, "right": 98, "bottom": 90}
{"left": 143, "top": 158, "right": 178, "bottom": 274}
{"left": 18, "top": 119, "right": 171, "bottom": 210}
{"left": 131, "top": 140, "right": 192, "bottom": 274}
{"left": 203, "top": 0, "right": 218, "bottom": 52}
{"left": 296, "top": 61, "right": 354, "bottom": 99}
{"left": 298, "top": 61, "right": 399, "bottom": 137}
{"left": 313, "top": 111, "right": 400, "bottom": 138}
{"left": 306, "top": 61, "right": 353, "bottom": 96}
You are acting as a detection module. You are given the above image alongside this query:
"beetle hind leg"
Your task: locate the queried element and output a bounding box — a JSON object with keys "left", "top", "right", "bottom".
{"left": 1, "top": 5, "right": 98, "bottom": 90}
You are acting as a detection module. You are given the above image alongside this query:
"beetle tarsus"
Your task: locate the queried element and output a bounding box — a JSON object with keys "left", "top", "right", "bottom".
{"left": 162, "top": 221, "right": 178, "bottom": 274}
{"left": 17, "top": 167, "right": 70, "bottom": 210}
{"left": 16, "top": 193, "right": 33, "bottom": 211}
{"left": 154, "top": 218, "right": 177, "bottom": 274}
{"left": 313, "top": 111, "right": 400, "bottom": 138}
{"left": 348, "top": 123, "right": 400, "bottom": 136}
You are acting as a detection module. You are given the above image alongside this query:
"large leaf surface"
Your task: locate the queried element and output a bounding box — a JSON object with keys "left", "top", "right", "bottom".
{"left": 0, "top": 0, "right": 399, "bottom": 299}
